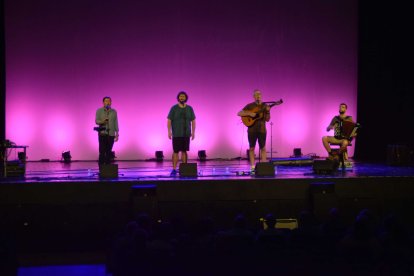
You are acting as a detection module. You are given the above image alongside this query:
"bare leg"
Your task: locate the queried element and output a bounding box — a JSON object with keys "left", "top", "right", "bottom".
{"left": 181, "top": 151, "right": 188, "bottom": 163}
{"left": 172, "top": 152, "right": 179, "bottom": 170}
{"left": 249, "top": 147, "right": 255, "bottom": 168}
{"left": 260, "top": 147, "right": 267, "bottom": 162}
{"left": 340, "top": 140, "right": 349, "bottom": 153}
{"left": 322, "top": 136, "right": 331, "bottom": 153}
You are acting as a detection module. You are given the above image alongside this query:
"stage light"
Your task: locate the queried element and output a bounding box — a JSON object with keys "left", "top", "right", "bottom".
{"left": 293, "top": 148, "right": 302, "bottom": 157}
{"left": 155, "top": 151, "right": 164, "bottom": 162}
{"left": 61, "top": 151, "right": 72, "bottom": 163}
{"left": 198, "top": 150, "right": 207, "bottom": 161}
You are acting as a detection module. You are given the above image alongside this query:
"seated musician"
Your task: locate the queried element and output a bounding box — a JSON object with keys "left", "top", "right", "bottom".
{"left": 322, "top": 103, "right": 357, "bottom": 161}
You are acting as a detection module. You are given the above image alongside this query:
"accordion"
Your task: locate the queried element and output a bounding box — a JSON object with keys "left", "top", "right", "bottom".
{"left": 339, "top": 120, "right": 360, "bottom": 141}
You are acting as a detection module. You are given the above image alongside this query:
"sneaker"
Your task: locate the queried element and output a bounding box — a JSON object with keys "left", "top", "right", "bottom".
{"left": 250, "top": 168, "right": 255, "bottom": 175}
{"left": 170, "top": 169, "right": 177, "bottom": 176}
{"left": 327, "top": 152, "right": 339, "bottom": 161}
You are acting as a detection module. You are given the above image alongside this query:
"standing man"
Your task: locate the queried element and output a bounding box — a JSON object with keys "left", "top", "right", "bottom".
{"left": 95, "top": 96, "right": 119, "bottom": 165}
{"left": 238, "top": 89, "right": 270, "bottom": 174}
{"left": 167, "top": 91, "right": 196, "bottom": 176}
{"left": 322, "top": 103, "right": 355, "bottom": 160}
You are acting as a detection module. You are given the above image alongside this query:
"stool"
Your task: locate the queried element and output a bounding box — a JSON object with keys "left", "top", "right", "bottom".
{"left": 331, "top": 146, "right": 352, "bottom": 169}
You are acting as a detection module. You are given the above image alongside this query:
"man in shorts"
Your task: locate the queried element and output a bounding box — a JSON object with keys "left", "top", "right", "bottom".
{"left": 237, "top": 90, "right": 270, "bottom": 173}
{"left": 167, "top": 91, "right": 196, "bottom": 176}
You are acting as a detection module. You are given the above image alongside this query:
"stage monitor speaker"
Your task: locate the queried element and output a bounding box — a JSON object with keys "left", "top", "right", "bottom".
{"left": 255, "top": 162, "right": 275, "bottom": 176}
{"left": 312, "top": 160, "right": 338, "bottom": 174}
{"left": 100, "top": 164, "right": 118, "bottom": 178}
{"left": 179, "top": 163, "right": 198, "bottom": 177}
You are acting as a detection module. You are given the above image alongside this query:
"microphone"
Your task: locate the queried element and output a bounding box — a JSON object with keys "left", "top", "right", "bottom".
{"left": 105, "top": 105, "right": 110, "bottom": 110}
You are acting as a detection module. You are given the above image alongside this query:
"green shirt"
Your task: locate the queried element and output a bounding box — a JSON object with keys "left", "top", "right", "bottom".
{"left": 167, "top": 104, "right": 196, "bottom": 137}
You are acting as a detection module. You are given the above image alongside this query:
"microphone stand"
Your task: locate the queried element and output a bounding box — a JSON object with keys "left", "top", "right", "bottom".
{"left": 105, "top": 108, "right": 111, "bottom": 164}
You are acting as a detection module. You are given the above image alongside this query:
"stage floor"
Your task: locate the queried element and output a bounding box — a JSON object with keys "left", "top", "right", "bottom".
{"left": 2, "top": 159, "right": 414, "bottom": 183}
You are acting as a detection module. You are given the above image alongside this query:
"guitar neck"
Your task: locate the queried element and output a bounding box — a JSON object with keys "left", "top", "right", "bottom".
{"left": 265, "top": 99, "right": 283, "bottom": 107}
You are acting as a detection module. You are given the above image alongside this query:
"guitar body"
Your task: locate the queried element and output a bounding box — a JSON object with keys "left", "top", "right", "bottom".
{"left": 241, "top": 99, "right": 283, "bottom": 127}
{"left": 241, "top": 117, "right": 257, "bottom": 127}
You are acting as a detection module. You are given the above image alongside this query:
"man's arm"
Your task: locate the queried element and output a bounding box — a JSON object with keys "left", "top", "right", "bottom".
{"left": 326, "top": 124, "right": 334, "bottom": 131}
{"left": 95, "top": 109, "right": 103, "bottom": 125}
{"left": 237, "top": 109, "right": 256, "bottom": 117}
{"left": 167, "top": 119, "right": 172, "bottom": 139}
{"left": 114, "top": 112, "right": 119, "bottom": 141}
{"left": 191, "top": 119, "right": 196, "bottom": 140}
{"left": 326, "top": 116, "right": 338, "bottom": 131}
{"left": 264, "top": 105, "right": 270, "bottom": 122}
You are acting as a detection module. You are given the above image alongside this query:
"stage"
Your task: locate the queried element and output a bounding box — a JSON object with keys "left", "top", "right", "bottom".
{"left": 1, "top": 159, "right": 414, "bottom": 266}
{"left": 2, "top": 158, "right": 414, "bottom": 182}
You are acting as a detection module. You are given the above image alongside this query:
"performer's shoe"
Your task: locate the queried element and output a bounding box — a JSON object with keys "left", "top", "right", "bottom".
{"left": 170, "top": 169, "right": 177, "bottom": 176}
{"left": 250, "top": 167, "right": 255, "bottom": 175}
{"left": 327, "top": 152, "right": 339, "bottom": 161}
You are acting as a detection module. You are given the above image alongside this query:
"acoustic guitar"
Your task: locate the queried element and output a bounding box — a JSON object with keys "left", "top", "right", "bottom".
{"left": 241, "top": 99, "right": 283, "bottom": 127}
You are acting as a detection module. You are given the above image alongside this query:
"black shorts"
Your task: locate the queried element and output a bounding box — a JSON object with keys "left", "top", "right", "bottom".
{"left": 248, "top": 131, "right": 266, "bottom": 149}
{"left": 172, "top": 137, "right": 190, "bottom": 153}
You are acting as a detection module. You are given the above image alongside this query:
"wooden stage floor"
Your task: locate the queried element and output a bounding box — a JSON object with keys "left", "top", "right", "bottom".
{"left": 2, "top": 159, "right": 414, "bottom": 183}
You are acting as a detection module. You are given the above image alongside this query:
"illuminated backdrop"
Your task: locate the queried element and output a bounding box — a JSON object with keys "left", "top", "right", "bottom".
{"left": 5, "top": 0, "right": 357, "bottom": 160}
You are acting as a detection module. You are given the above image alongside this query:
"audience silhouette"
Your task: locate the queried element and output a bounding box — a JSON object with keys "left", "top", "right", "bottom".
{"left": 107, "top": 208, "right": 414, "bottom": 276}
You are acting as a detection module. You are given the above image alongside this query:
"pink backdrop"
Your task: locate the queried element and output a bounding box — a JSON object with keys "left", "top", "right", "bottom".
{"left": 5, "top": 0, "right": 357, "bottom": 160}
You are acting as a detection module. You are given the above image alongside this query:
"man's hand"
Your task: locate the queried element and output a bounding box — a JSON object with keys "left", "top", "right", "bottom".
{"left": 115, "top": 134, "right": 119, "bottom": 142}
{"left": 191, "top": 133, "right": 195, "bottom": 140}
{"left": 168, "top": 131, "right": 172, "bottom": 139}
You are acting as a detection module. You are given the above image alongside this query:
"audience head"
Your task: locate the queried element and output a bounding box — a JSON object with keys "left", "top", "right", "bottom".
{"left": 234, "top": 213, "right": 247, "bottom": 229}
{"left": 264, "top": 213, "right": 277, "bottom": 229}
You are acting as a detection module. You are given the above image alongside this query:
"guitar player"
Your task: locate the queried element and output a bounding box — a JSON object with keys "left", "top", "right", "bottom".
{"left": 237, "top": 90, "right": 271, "bottom": 174}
